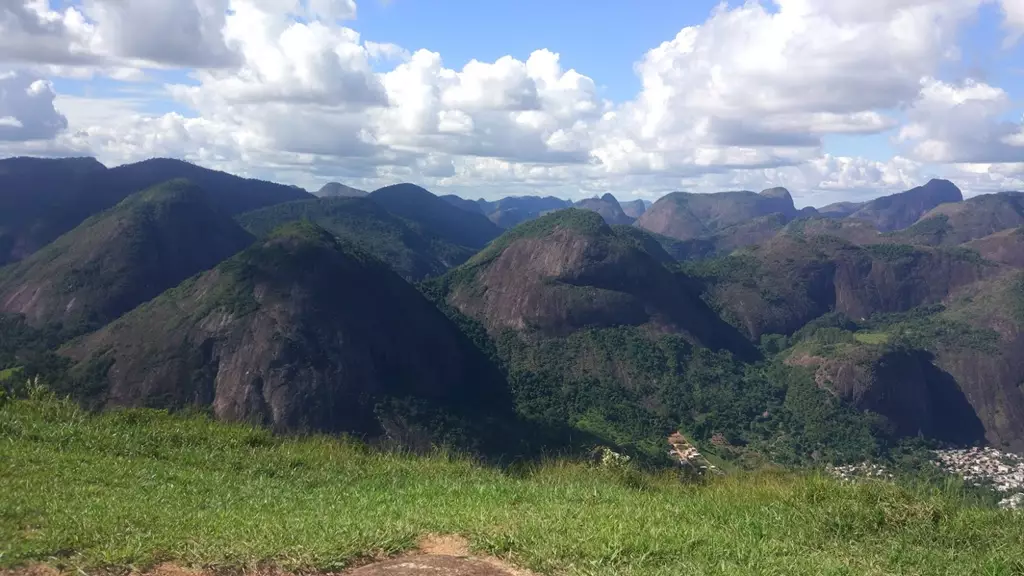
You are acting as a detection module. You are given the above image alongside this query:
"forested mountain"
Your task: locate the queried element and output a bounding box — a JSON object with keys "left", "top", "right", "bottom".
{"left": 0, "top": 157, "right": 310, "bottom": 266}
{"left": 0, "top": 180, "right": 254, "bottom": 335}
{"left": 369, "top": 183, "right": 502, "bottom": 249}
{"left": 238, "top": 196, "right": 474, "bottom": 281}
{"left": 60, "top": 222, "right": 519, "bottom": 452}
{"left": 3, "top": 155, "right": 1024, "bottom": 465}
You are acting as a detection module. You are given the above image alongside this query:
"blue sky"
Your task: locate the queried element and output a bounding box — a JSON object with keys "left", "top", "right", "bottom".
{"left": 4, "top": 0, "right": 1024, "bottom": 202}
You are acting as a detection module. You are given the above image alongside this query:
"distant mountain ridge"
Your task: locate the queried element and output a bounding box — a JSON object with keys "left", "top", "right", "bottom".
{"left": 574, "top": 193, "right": 635, "bottom": 225}
{"left": 846, "top": 179, "right": 963, "bottom": 232}
{"left": 636, "top": 187, "right": 799, "bottom": 241}
{"left": 0, "top": 156, "right": 311, "bottom": 266}
{"left": 369, "top": 183, "right": 502, "bottom": 249}
{"left": 316, "top": 182, "right": 367, "bottom": 198}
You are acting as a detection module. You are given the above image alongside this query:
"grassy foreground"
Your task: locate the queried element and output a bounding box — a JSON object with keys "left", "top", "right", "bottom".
{"left": 2, "top": 397, "right": 1023, "bottom": 576}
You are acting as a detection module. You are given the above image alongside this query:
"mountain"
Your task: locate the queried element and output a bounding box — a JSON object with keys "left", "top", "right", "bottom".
{"left": 369, "top": 183, "right": 502, "bottom": 249}
{"left": 888, "top": 192, "right": 1024, "bottom": 246}
{"left": 927, "top": 272, "right": 1024, "bottom": 451}
{"left": 789, "top": 270, "right": 1024, "bottom": 453}
{"left": 61, "top": 222, "right": 516, "bottom": 449}
{"left": 636, "top": 187, "right": 798, "bottom": 241}
{"left": 682, "top": 234, "right": 1000, "bottom": 341}
{"left": 818, "top": 201, "right": 865, "bottom": 218}
{"left": 0, "top": 156, "right": 311, "bottom": 266}
{"left": 478, "top": 196, "right": 572, "bottom": 228}
{"left": 574, "top": 194, "right": 634, "bottom": 225}
{"left": 847, "top": 179, "right": 963, "bottom": 232}
{"left": 237, "top": 196, "right": 474, "bottom": 280}
{"left": 440, "top": 194, "right": 486, "bottom": 215}
{"left": 966, "top": 227, "right": 1024, "bottom": 267}
{"left": 433, "top": 209, "right": 752, "bottom": 355}
{"left": 0, "top": 157, "right": 110, "bottom": 265}
{"left": 0, "top": 180, "right": 254, "bottom": 333}
{"left": 316, "top": 182, "right": 367, "bottom": 198}
{"left": 620, "top": 199, "right": 648, "bottom": 219}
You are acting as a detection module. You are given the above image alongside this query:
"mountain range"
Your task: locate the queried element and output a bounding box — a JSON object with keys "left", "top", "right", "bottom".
{"left": 3, "top": 155, "right": 1023, "bottom": 461}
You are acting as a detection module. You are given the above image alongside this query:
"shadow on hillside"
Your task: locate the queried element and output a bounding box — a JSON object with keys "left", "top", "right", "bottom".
{"left": 919, "top": 354, "right": 987, "bottom": 445}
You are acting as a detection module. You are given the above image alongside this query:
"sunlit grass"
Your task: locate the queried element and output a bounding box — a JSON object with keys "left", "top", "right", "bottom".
{"left": 2, "top": 397, "right": 1022, "bottom": 575}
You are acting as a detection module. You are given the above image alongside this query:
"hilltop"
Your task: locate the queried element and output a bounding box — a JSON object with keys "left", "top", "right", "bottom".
{"left": 889, "top": 192, "right": 1024, "bottom": 246}
{"left": 574, "top": 193, "right": 634, "bottom": 225}
{"left": 60, "top": 222, "right": 516, "bottom": 450}
{"left": 369, "top": 183, "right": 502, "bottom": 249}
{"left": 436, "top": 209, "right": 744, "bottom": 350}
{"left": 0, "top": 157, "right": 309, "bottom": 266}
{"left": 316, "top": 182, "right": 367, "bottom": 198}
{"left": 0, "top": 180, "right": 254, "bottom": 334}
{"left": 846, "top": 179, "right": 963, "bottom": 232}
{"left": 636, "top": 187, "right": 798, "bottom": 241}
{"left": 237, "top": 196, "right": 474, "bottom": 280}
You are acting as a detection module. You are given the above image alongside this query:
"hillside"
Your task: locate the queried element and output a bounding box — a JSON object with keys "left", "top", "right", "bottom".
{"left": 0, "top": 157, "right": 110, "bottom": 265}
{"left": 4, "top": 396, "right": 1022, "bottom": 576}
{"left": 369, "top": 183, "right": 502, "bottom": 248}
{"left": 889, "top": 192, "right": 1024, "bottom": 246}
{"left": 237, "top": 196, "right": 473, "bottom": 280}
{"left": 437, "top": 209, "right": 746, "bottom": 350}
{"left": 60, "top": 222, "right": 514, "bottom": 449}
{"left": 681, "top": 234, "right": 999, "bottom": 340}
{"left": 636, "top": 187, "right": 798, "bottom": 241}
{"left": 0, "top": 157, "right": 310, "bottom": 266}
{"left": 423, "top": 211, "right": 897, "bottom": 460}
{"left": 847, "top": 179, "right": 963, "bottom": 232}
{"left": 783, "top": 217, "right": 882, "bottom": 245}
{"left": 0, "top": 180, "right": 254, "bottom": 334}
{"left": 440, "top": 194, "right": 486, "bottom": 215}
{"left": 818, "top": 201, "right": 864, "bottom": 218}
{"left": 781, "top": 269, "right": 1024, "bottom": 453}
{"left": 928, "top": 272, "right": 1024, "bottom": 451}
{"left": 574, "top": 193, "right": 634, "bottom": 225}
{"left": 316, "top": 182, "right": 367, "bottom": 197}
{"left": 966, "top": 227, "right": 1024, "bottom": 267}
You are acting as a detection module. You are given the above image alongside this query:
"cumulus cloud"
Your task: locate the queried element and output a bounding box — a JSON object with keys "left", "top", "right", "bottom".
{"left": 0, "top": 71, "right": 67, "bottom": 141}
{"left": 898, "top": 78, "right": 1024, "bottom": 164}
{"left": 3, "top": 0, "right": 1024, "bottom": 202}
{"left": 587, "top": 0, "right": 994, "bottom": 179}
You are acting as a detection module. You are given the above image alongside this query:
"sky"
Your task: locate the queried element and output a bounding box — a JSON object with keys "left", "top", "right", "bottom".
{"left": 1, "top": 0, "right": 1024, "bottom": 206}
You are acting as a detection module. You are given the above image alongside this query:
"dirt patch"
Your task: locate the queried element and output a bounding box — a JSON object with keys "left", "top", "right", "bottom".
{"left": 344, "top": 556, "right": 525, "bottom": 576}
{"left": 416, "top": 534, "right": 471, "bottom": 557}
{"left": 0, "top": 536, "right": 539, "bottom": 576}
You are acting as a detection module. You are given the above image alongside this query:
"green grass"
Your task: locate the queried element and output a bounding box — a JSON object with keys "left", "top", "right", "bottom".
{"left": 2, "top": 397, "right": 1023, "bottom": 576}
{"left": 853, "top": 332, "right": 890, "bottom": 345}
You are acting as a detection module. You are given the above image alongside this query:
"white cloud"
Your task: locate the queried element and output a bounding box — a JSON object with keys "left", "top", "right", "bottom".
{"left": 898, "top": 78, "right": 1024, "bottom": 163}
{"left": 2, "top": 0, "right": 1024, "bottom": 203}
{"left": 0, "top": 71, "right": 67, "bottom": 141}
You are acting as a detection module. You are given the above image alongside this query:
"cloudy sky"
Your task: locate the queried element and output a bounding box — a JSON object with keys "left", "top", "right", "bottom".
{"left": 1, "top": 0, "right": 1023, "bottom": 205}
